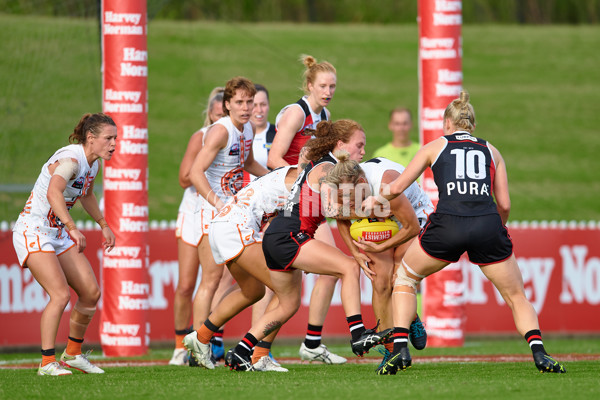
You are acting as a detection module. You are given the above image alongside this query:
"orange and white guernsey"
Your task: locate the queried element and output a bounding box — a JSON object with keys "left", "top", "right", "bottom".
{"left": 208, "top": 165, "right": 294, "bottom": 265}
{"left": 213, "top": 165, "right": 294, "bottom": 227}
{"left": 202, "top": 116, "right": 254, "bottom": 207}
{"left": 14, "top": 144, "right": 98, "bottom": 239}
{"left": 360, "top": 157, "right": 434, "bottom": 227}
{"left": 175, "top": 127, "right": 207, "bottom": 246}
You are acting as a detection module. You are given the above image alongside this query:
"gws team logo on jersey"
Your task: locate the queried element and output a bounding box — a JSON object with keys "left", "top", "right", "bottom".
{"left": 220, "top": 167, "right": 244, "bottom": 196}
{"left": 229, "top": 142, "right": 240, "bottom": 156}
{"left": 72, "top": 176, "right": 85, "bottom": 189}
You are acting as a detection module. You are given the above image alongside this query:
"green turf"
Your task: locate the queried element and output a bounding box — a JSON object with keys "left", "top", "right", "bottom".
{"left": 1, "top": 15, "right": 599, "bottom": 223}
{"left": 2, "top": 338, "right": 598, "bottom": 399}
{"left": 1, "top": 339, "right": 598, "bottom": 400}
{"left": 0, "top": 362, "right": 598, "bottom": 400}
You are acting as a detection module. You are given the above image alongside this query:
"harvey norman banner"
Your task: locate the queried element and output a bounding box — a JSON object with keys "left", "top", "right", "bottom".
{"left": 418, "top": 0, "right": 465, "bottom": 347}
{"left": 0, "top": 225, "right": 599, "bottom": 347}
{"left": 101, "top": 0, "right": 149, "bottom": 357}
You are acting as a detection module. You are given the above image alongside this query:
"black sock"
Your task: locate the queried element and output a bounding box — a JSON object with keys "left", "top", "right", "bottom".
{"left": 204, "top": 318, "right": 220, "bottom": 333}
{"left": 524, "top": 329, "right": 547, "bottom": 354}
{"left": 392, "top": 327, "right": 410, "bottom": 353}
{"left": 304, "top": 324, "right": 323, "bottom": 349}
{"left": 256, "top": 341, "right": 272, "bottom": 350}
{"left": 175, "top": 328, "right": 189, "bottom": 336}
{"left": 346, "top": 315, "right": 366, "bottom": 341}
{"left": 234, "top": 333, "right": 258, "bottom": 357}
{"left": 41, "top": 348, "right": 55, "bottom": 357}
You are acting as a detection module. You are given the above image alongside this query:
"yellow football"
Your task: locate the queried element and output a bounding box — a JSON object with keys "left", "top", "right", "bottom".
{"left": 349, "top": 218, "right": 399, "bottom": 244}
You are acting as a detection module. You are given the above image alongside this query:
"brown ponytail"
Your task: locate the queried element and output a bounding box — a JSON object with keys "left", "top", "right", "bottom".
{"left": 69, "top": 113, "right": 116, "bottom": 144}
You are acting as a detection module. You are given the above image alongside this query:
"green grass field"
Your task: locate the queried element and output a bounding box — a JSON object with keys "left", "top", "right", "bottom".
{"left": 1, "top": 15, "right": 599, "bottom": 223}
{"left": 1, "top": 338, "right": 599, "bottom": 400}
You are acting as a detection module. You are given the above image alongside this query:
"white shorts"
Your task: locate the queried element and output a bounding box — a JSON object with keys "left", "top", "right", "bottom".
{"left": 208, "top": 216, "right": 261, "bottom": 265}
{"left": 193, "top": 207, "right": 217, "bottom": 244}
{"left": 175, "top": 211, "right": 198, "bottom": 246}
{"left": 13, "top": 229, "right": 75, "bottom": 267}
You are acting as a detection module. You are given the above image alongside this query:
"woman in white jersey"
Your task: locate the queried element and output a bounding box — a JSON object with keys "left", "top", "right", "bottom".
{"left": 183, "top": 165, "right": 298, "bottom": 372}
{"left": 12, "top": 113, "right": 117, "bottom": 376}
{"left": 337, "top": 157, "right": 434, "bottom": 367}
{"left": 188, "top": 77, "right": 269, "bottom": 355}
{"left": 169, "top": 87, "right": 227, "bottom": 366}
{"left": 267, "top": 55, "right": 346, "bottom": 364}
{"left": 249, "top": 84, "right": 276, "bottom": 176}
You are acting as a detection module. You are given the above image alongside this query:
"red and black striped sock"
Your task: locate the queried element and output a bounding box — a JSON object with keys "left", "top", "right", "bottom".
{"left": 234, "top": 333, "right": 258, "bottom": 357}
{"left": 304, "top": 324, "right": 323, "bottom": 349}
{"left": 212, "top": 329, "right": 224, "bottom": 346}
{"left": 524, "top": 329, "right": 547, "bottom": 355}
{"left": 346, "top": 315, "right": 366, "bottom": 341}
{"left": 392, "top": 327, "right": 410, "bottom": 353}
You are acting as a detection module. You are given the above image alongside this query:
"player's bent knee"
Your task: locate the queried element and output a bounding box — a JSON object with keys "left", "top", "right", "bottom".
{"left": 52, "top": 292, "right": 71, "bottom": 309}
{"left": 394, "top": 260, "right": 424, "bottom": 292}
{"left": 71, "top": 301, "right": 96, "bottom": 327}
{"left": 282, "top": 295, "right": 302, "bottom": 314}
{"left": 248, "top": 286, "right": 266, "bottom": 303}
{"left": 88, "top": 286, "right": 101, "bottom": 304}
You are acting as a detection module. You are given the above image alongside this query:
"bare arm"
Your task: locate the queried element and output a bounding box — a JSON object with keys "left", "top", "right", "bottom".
{"left": 489, "top": 143, "right": 511, "bottom": 224}
{"left": 387, "top": 138, "right": 444, "bottom": 198}
{"left": 297, "top": 146, "right": 310, "bottom": 170}
{"left": 354, "top": 194, "right": 420, "bottom": 253}
{"left": 337, "top": 219, "right": 374, "bottom": 280}
{"left": 178, "top": 130, "right": 204, "bottom": 188}
{"left": 362, "top": 138, "right": 444, "bottom": 213}
{"left": 189, "top": 124, "right": 228, "bottom": 210}
{"left": 267, "top": 106, "right": 304, "bottom": 169}
{"left": 313, "top": 163, "right": 365, "bottom": 220}
{"left": 321, "top": 183, "right": 365, "bottom": 219}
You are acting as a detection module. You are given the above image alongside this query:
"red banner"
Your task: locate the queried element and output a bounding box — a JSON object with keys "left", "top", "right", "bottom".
{"left": 418, "top": 0, "right": 465, "bottom": 346}
{"left": 101, "top": 0, "right": 149, "bottom": 356}
{"left": 0, "top": 225, "right": 599, "bottom": 347}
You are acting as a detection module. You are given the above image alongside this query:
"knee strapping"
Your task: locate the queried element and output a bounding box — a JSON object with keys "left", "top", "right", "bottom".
{"left": 393, "top": 260, "right": 425, "bottom": 293}
{"left": 71, "top": 302, "right": 96, "bottom": 326}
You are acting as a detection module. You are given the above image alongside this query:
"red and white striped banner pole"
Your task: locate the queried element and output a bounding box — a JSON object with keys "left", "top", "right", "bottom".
{"left": 418, "top": 0, "right": 465, "bottom": 347}
{"left": 100, "top": 0, "right": 149, "bottom": 356}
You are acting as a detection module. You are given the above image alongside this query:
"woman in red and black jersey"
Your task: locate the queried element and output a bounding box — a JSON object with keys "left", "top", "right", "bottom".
{"left": 364, "top": 91, "right": 565, "bottom": 375}
{"left": 225, "top": 120, "right": 392, "bottom": 371}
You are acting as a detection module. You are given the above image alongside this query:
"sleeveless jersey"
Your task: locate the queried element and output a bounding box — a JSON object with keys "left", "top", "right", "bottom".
{"left": 432, "top": 131, "right": 498, "bottom": 216}
{"left": 213, "top": 165, "right": 294, "bottom": 226}
{"left": 13, "top": 144, "right": 98, "bottom": 237}
{"left": 267, "top": 153, "right": 336, "bottom": 237}
{"left": 178, "top": 127, "right": 208, "bottom": 215}
{"left": 360, "top": 157, "right": 433, "bottom": 220}
{"left": 275, "top": 96, "right": 328, "bottom": 165}
{"left": 251, "top": 122, "right": 276, "bottom": 169}
{"left": 245, "top": 122, "right": 276, "bottom": 183}
{"left": 203, "top": 116, "right": 253, "bottom": 205}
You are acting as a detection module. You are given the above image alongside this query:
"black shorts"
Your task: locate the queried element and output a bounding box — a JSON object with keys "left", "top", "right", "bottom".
{"left": 262, "top": 231, "right": 312, "bottom": 271}
{"left": 419, "top": 213, "right": 513, "bottom": 265}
